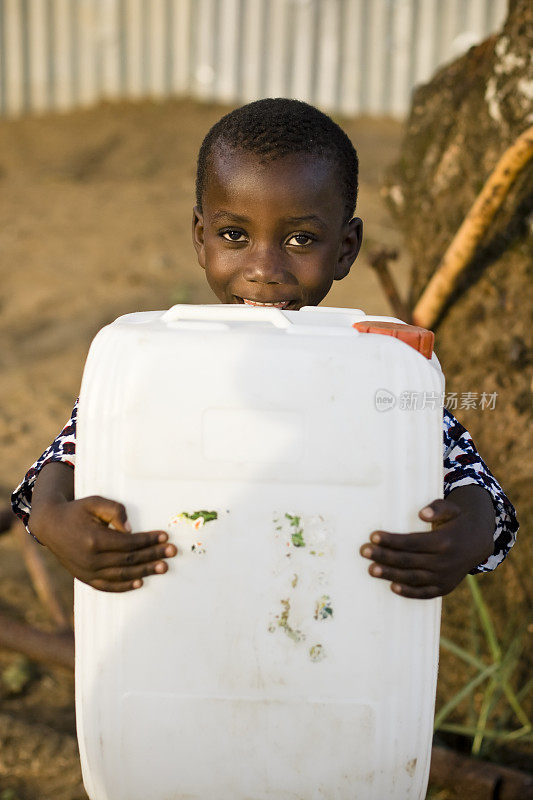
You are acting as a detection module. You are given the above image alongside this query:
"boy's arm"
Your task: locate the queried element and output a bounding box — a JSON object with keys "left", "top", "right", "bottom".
{"left": 440, "top": 408, "right": 518, "bottom": 573}
{"left": 360, "top": 408, "right": 519, "bottom": 598}
{"left": 11, "top": 399, "right": 79, "bottom": 540}
{"left": 12, "top": 400, "right": 177, "bottom": 592}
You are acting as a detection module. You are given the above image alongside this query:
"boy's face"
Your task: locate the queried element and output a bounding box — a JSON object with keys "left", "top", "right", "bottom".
{"left": 192, "top": 148, "right": 362, "bottom": 310}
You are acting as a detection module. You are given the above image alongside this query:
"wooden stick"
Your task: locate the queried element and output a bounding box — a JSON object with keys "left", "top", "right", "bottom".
{"left": 0, "top": 611, "right": 74, "bottom": 671}
{"left": 430, "top": 744, "right": 533, "bottom": 799}
{"left": 413, "top": 125, "right": 533, "bottom": 330}
{"left": 15, "top": 522, "right": 72, "bottom": 631}
{"left": 367, "top": 247, "right": 411, "bottom": 322}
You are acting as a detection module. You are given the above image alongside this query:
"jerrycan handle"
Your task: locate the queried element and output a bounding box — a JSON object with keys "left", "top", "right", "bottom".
{"left": 161, "top": 304, "right": 292, "bottom": 329}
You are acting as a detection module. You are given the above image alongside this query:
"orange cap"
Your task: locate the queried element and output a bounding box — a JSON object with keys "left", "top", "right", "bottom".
{"left": 353, "top": 321, "right": 434, "bottom": 359}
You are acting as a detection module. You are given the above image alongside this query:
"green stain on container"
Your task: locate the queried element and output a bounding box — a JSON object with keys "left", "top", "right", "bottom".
{"left": 314, "top": 595, "right": 333, "bottom": 621}
{"left": 277, "top": 598, "right": 304, "bottom": 643}
{"left": 181, "top": 510, "right": 218, "bottom": 523}
{"left": 285, "top": 513, "right": 305, "bottom": 547}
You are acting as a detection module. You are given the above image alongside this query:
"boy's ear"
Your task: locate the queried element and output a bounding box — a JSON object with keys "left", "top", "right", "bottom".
{"left": 192, "top": 205, "right": 206, "bottom": 269}
{"left": 334, "top": 216, "right": 363, "bottom": 281}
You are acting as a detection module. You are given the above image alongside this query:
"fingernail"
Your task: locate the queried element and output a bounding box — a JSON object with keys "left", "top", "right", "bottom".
{"left": 158, "top": 533, "right": 168, "bottom": 542}
{"left": 155, "top": 562, "right": 166, "bottom": 573}
{"left": 361, "top": 547, "right": 373, "bottom": 558}
{"left": 133, "top": 579, "right": 142, "bottom": 588}
{"left": 165, "top": 545, "right": 176, "bottom": 557}
{"left": 371, "top": 533, "right": 381, "bottom": 543}
{"left": 124, "top": 521, "right": 132, "bottom": 532}
{"left": 422, "top": 506, "right": 434, "bottom": 518}
{"left": 392, "top": 583, "right": 402, "bottom": 593}
{"left": 370, "top": 565, "right": 382, "bottom": 577}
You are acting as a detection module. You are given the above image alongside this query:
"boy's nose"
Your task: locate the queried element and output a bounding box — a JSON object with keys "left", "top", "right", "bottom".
{"left": 242, "top": 252, "right": 289, "bottom": 285}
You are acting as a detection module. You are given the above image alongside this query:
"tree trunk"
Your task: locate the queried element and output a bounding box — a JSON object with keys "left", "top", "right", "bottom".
{"left": 384, "top": 0, "right": 532, "bottom": 767}
{"left": 384, "top": 0, "right": 532, "bottom": 591}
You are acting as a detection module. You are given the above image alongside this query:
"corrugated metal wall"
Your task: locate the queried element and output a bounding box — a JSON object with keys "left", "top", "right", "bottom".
{"left": 0, "top": 0, "right": 508, "bottom": 118}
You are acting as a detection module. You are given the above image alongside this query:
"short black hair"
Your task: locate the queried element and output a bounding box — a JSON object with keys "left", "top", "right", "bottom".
{"left": 195, "top": 98, "right": 358, "bottom": 224}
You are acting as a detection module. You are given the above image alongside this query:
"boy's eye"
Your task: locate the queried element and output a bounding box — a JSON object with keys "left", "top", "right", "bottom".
{"left": 287, "top": 233, "right": 314, "bottom": 246}
{"left": 221, "top": 229, "right": 246, "bottom": 242}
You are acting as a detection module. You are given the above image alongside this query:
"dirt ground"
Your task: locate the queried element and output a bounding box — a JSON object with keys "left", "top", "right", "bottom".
{"left": 0, "top": 98, "right": 520, "bottom": 798}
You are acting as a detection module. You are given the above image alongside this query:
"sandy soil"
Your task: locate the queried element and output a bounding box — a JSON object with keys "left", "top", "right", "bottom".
{"left": 0, "top": 98, "right": 458, "bottom": 799}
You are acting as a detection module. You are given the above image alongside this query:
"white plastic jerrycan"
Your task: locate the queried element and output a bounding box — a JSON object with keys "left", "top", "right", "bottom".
{"left": 74, "top": 304, "right": 444, "bottom": 800}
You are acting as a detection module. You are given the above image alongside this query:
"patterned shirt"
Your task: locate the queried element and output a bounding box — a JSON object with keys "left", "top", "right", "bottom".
{"left": 11, "top": 401, "right": 518, "bottom": 573}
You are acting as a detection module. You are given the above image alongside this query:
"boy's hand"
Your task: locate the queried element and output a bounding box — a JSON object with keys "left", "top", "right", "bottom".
{"left": 359, "top": 485, "right": 495, "bottom": 599}
{"left": 30, "top": 489, "right": 177, "bottom": 592}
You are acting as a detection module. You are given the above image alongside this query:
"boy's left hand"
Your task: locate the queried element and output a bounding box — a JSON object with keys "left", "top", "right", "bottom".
{"left": 359, "top": 485, "right": 496, "bottom": 599}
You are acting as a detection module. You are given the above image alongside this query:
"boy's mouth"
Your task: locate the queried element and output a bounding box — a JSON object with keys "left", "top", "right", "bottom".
{"left": 237, "top": 297, "right": 290, "bottom": 309}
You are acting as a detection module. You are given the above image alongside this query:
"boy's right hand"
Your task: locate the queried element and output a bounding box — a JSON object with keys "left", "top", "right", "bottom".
{"left": 29, "top": 494, "right": 177, "bottom": 592}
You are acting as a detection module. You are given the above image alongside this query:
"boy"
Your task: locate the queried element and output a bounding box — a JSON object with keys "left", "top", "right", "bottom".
{"left": 11, "top": 99, "right": 518, "bottom": 598}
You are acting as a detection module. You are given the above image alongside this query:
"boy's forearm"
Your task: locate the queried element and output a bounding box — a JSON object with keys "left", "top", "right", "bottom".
{"left": 29, "top": 462, "right": 74, "bottom": 539}
{"left": 446, "top": 484, "right": 495, "bottom": 568}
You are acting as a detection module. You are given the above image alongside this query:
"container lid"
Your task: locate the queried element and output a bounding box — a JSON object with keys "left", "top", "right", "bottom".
{"left": 353, "top": 321, "right": 434, "bottom": 359}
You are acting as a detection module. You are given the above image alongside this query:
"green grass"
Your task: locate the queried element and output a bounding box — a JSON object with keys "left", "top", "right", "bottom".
{"left": 436, "top": 575, "right": 532, "bottom": 757}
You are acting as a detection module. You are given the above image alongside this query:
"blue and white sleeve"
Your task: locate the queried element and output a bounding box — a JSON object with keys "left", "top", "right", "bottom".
{"left": 11, "top": 399, "right": 78, "bottom": 536}
{"left": 442, "top": 408, "right": 518, "bottom": 573}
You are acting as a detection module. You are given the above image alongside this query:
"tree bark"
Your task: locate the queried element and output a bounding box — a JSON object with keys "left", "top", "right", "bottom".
{"left": 383, "top": 0, "right": 533, "bottom": 772}
{"left": 383, "top": 0, "right": 533, "bottom": 615}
